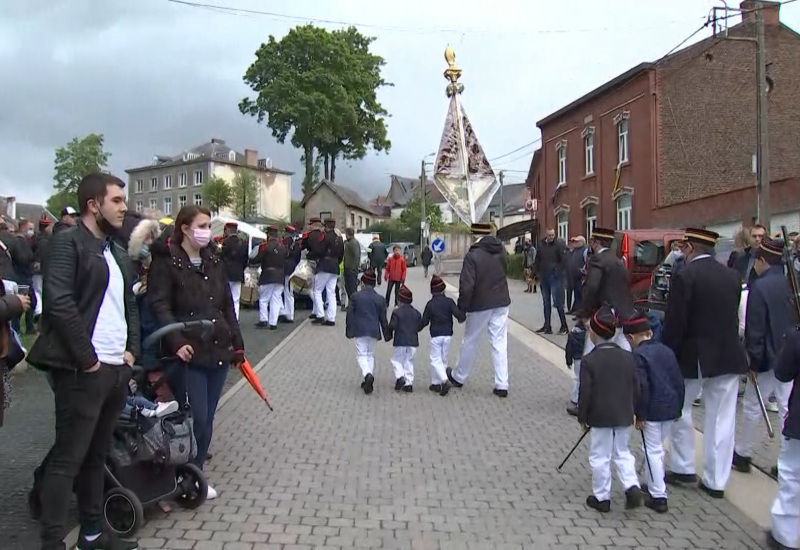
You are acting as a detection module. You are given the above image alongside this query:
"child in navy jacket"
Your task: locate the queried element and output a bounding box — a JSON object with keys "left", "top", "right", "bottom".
{"left": 346, "top": 269, "right": 389, "bottom": 395}
{"left": 420, "top": 276, "right": 465, "bottom": 396}
{"left": 623, "top": 311, "right": 684, "bottom": 514}
{"left": 385, "top": 285, "right": 422, "bottom": 392}
{"left": 565, "top": 314, "right": 587, "bottom": 416}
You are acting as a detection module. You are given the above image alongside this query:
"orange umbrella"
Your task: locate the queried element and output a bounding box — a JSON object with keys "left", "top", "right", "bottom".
{"left": 239, "top": 358, "right": 273, "bottom": 411}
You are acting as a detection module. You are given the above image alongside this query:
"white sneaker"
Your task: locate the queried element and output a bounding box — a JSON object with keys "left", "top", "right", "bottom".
{"left": 206, "top": 485, "right": 218, "bottom": 500}
{"left": 766, "top": 400, "right": 779, "bottom": 413}
{"left": 155, "top": 401, "right": 180, "bottom": 417}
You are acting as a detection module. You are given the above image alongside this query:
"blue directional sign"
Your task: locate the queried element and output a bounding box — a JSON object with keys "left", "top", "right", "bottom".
{"left": 431, "top": 238, "right": 445, "bottom": 254}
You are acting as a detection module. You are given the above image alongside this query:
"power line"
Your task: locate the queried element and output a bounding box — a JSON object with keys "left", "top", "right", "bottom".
{"left": 167, "top": 0, "right": 705, "bottom": 36}
{"left": 488, "top": 138, "right": 541, "bottom": 162}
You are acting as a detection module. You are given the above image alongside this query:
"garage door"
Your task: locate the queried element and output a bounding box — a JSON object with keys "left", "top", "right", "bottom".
{"left": 771, "top": 211, "right": 800, "bottom": 235}
{"left": 706, "top": 221, "right": 743, "bottom": 238}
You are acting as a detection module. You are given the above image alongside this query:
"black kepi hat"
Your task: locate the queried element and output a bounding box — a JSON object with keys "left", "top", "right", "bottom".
{"left": 591, "top": 227, "right": 615, "bottom": 241}
{"left": 683, "top": 227, "right": 719, "bottom": 246}
{"left": 589, "top": 304, "right": 617, "bottom": 340}
{"left": 622, "top": 311, "right": 651, "bottom": 335}
{"left": 471, "top": 223, "right": 492, "bottom": 236}
{"left": 758, "top": 237, "right": 783, "bottom": 259}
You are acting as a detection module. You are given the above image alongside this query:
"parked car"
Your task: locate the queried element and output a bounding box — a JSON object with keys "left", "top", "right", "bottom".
{"left": 389, "top": 242, "right": 418, "bottom": 267}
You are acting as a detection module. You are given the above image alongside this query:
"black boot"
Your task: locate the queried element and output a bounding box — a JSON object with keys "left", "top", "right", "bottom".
{"left": 446, "top": 367, "right": 463, "bottom": 388}
{"left": 625, "top": 486, "right": 644, "bottom": 509}
{"left": 395, "top": 377, "right": 406, "bottom": 391}
{"left": 732, "top": 451, "right": 752, "bottom": 473}
{"left": 646, "top": 496, "right": 669, "bottom": 514}
{"left": 586, "top": 495, "right": 610, "bottom": 513}
{"left": 535, "top": 326, "right": 552, "bottom": 335}
{"left": 361, "top": 373, "right": 374, "bottom": 395}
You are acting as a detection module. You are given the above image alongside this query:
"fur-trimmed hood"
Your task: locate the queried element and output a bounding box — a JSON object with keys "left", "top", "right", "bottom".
{"left": 127, "top": 218, "right": 161, "bottom": 259}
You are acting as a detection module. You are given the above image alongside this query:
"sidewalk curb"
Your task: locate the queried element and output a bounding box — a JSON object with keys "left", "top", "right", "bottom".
{"left": 63, "top": 319, "right": 309, "bottom": 549}
{"left": 443, "top": 280, "right": 777, "bottom": 532}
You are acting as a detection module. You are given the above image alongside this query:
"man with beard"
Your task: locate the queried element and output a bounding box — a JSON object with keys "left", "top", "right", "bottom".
{"left": 533, "top": 228, "right": 568, "bottom": 334}
{"left": 662, "top": 228, "right": 748, "bottom": 499}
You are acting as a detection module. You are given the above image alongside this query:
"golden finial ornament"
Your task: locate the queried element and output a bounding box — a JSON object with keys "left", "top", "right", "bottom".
{"left": 443, "top": 45, "right": 464, "bottom": 97}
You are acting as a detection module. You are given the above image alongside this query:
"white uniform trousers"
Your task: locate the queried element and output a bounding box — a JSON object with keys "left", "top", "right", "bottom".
{"left": 258, "top": 283, "right": 283, "bottom": 326}
{"left": 570, "top": 359, "right": 581, "bottom": 405}
{"left": 588, "top": 426, "right": 640, "bottom": 502}
{"left": 282, "top": 275, "right": 295, "bottom": 321}
{"left": 430, "top": 336, "right": 452, "bottom": 385}
{"left": 313, "top": 272, "right": 338, "bottom": 322}
{"left": 32, "top": 274, "right": 43, "bottom": 316}
{"left": 771, "top": 437, "right": 800, "bottom": 549}
{"left": 452, "top": 307, "right": 509, "bottom": 390}
{"left": 583, "top": 327, "right": 631, "bottom": 355}
{"left": 355, "top": 337, "right": 377, "bottom": 378}
{"left": 392, "top": 346, "right": 416, "bottom": 386}
{"left": 668, "top": 373, "right": 739, "bottom": 491}
{"left": 736, "top": 370, "right": 792, "bottom": 458}
{"left": 642, "top": 421, "right": 673, "bottom": 499}
{"left": 228, "top": 281, "right": 242, "bottom": 321}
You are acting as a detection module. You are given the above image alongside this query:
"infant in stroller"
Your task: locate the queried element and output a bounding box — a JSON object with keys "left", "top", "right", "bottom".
{"left": 120, "top": 378, "right": 179, "bottom": 420}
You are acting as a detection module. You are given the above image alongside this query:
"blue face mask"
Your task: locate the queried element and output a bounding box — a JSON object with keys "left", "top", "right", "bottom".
{"left": 139, "top": 244, "right": 151, "bottom": 259}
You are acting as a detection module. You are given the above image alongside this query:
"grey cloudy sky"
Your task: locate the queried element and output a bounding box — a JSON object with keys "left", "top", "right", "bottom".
{"left": 2, "top": 0, "right": 798, "bottom": 205}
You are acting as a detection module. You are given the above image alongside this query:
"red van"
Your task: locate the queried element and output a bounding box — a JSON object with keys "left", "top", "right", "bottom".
{"left": 608, "top": 230, "right": 686, "bottom": 301}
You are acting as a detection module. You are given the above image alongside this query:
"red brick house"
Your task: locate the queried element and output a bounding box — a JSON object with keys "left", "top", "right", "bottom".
{"left": 529, "top": 1, "right": 800, "bottom": 239}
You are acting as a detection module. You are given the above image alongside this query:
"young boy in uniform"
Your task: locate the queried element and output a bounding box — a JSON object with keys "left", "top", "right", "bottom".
{"left": 420, "top": 275, "right": 465, "bottom": 396}
{"left": 385, "top": 285, "right": 421, "bottom": 392}
{"left": 578, "top": 305, "right": 643, "bottom": 513}
{"left": 345, "top": 269, "right": 389, "bottom": 395}
{"left": 623, "top": 311, "right": 684, "bottom": 514}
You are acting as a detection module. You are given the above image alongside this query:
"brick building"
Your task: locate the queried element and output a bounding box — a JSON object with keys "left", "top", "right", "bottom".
{"left": 528, "top": 1, "right": 800, "bottom": 239}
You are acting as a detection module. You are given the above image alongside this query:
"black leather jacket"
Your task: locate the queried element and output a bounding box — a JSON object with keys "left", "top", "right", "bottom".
{"left": 27, "top": 222, "right": 141, "bottom": 371}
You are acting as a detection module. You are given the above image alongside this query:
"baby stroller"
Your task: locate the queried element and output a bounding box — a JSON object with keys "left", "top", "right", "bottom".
{"left": 102, "top": 320, "right": 214, "bottom": 538}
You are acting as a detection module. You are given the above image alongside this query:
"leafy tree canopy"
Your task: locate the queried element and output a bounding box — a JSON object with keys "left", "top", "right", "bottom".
{"left": 231, "top": 171, "right": 259, "bottom": 221}
{"left": 203, "top": 175, "right": 233, "bottom": 215}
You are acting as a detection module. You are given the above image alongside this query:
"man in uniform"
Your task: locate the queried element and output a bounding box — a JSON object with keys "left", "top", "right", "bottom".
{"left": 662, "top": 228, "right": 748, "bottom": 498}
{"left": 302, "top": 217, "right": 325, "bottom": 319}
{"left": 733, "top": 238, "right": 794, "bottom": 473}
{"left": 312, "top": 219, "right": 344, "bottom": 326}
{"left": 581, "top": 227, "right": 634, "bottom": 352}
{"left": 446, "top": 223, "right": 511, "bottom": 397}
{"left": 220, "top": 221, "right": 248, "bottom": 321}
{"left": 280, "top": 225, "right": 301, "bottom": 323}
{"left": 252, "top": 225, "right": 288, "bottom": 330}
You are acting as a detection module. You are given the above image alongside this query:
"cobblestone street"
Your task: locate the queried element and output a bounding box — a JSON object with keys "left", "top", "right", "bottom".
{"left": 131, "top": 268, "right": 770, "bottom": 550}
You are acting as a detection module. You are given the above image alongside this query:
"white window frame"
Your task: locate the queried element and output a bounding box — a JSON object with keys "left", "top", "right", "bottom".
{"left": 557, "top": 211, "right": 569, "bottom": 241}
{"left": 556, "top": 140, "right": 567, "bottom": 185}
{"left": 149, "top": 198, "right": 157, "bottom": 211}
{"left": 615, "top": 112, "right": 630, "bottom": 165}
{"left": 179, "top": 172, "right": 187, "bottom": 188}
{"left": 164, "top": 175, "right": 172, "bottom": 190}
{"left": 616, "top": 194, "right": 632, "bottom": 230}
{"left": 194, "top": 170, "right": 203, "bottom": 186}
{"left": 585, "top": 204, "right": 597, "bottom": 238}
{"left": 194, "top": 193, "right": 203, "bottom": 206}
{"left": 135, "top": 179, "right": 143, "bottom": 194}
{"left": 163, "top": 197, "right": 172, "bottom": 215}
{"left": 228, "top": 150, "right": 236, "bottom": 161}
{"left": 582, "top": 127, "right": 595, "bottom": 176}
{"left": 150, "top": 177, "right": 157, "bottom": 191}
{"left": 179, "top": 194, "right": 187, "bottom": 208}
{"left": 135, "top": 201, "right": 143, "bottom": 212}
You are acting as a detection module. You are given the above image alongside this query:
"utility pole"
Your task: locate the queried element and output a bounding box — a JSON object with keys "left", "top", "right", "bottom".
{"left": 420, "top": 158, "right": 427, "bottom": 251}
{"left": 755, "top": 3, "right": 770, "bottom": 228}
{"left": 499, "top": 170, "right": 505, "bottom": 229}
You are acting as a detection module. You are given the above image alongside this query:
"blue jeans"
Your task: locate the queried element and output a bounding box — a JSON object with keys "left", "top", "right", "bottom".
{"left": 540, "top": 271, "right": 567, "bottom": 329}
{"left": 165, "top": 363, "right": 228, "bottom": 469}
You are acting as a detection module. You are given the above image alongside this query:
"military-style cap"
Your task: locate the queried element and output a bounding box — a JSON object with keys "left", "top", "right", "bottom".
{"left": 398, "top": 285, "right": 413, "bottom": 304}
{"left": 361, "top": 269, "right": 377, "bottom": 286}
{"left": 224, "top": 221, "right": 238, "bottom": 228}
{"left": 285, "top": 224, "right": 297, "bottom": 233}
{"left": 622, "top": 311, "right": 651, "bottom": 335}
{"left": 758, "top": 237, "right": 784, "bottom": 258}
{"left": 683, "top": 227, "right": 719, "bottom": 246}
{"left": 590, "top": 304, "right": 617, "bottom": 340}
{"left": 471, "top": 223, "right": 492, "bottom": 235}
{"left": 591, "top": 227, "right": 615, "bottom": 241}
{"left": 430, "top": 275, "right": 446, "bottom": 294}
{"left": 309, "top": 216, "right": 322, "bottom": 224}
{"left": 324, "top": 218, "right": 336, "bottom": 226}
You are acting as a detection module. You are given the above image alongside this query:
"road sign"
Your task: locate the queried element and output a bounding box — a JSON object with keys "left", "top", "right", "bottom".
{"left": 431, "top": 238, "right": 445, "bottom": 254}
{"left": 525, "top": 198, "right": 539, "bottom": 212}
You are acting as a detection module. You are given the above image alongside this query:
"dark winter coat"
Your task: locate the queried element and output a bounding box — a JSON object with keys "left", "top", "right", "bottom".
{"left": 565, "top": 325, "right": 586, "bottom": 367}
{"left": 318, "top": 230, "right": 345, "bottom": 275}
{"left": 252, "top": 238, "right": 287, "bottom": 285}
{"left": 302, "top": 228, "right": 325, "bottom": 262}
{"left": 26, "top": 223, "right": 141, "bottom": 371}
{"left": 345, "top": 287, "right": 389, "bottom": 340}
{"left": 0, "top": 238, "right": 16, "bottom": 280}
{"left": 385, "top": 303, "right": 422, "bottom": 347}
{"left": 728, "top": 247, "right": 760, "bottom": 286}
{"left": 566, "top": 246, "right": 586, "bottom": 280}
{"left": 221, "top": 234, "right": 249, "bottom": 283}
{"left": 51, "top": 221, "right": 72, "bottom": 235}
{"left": 421, "top": 247, "right": 433, "bottom": 267}
{"left": 745, "top": 265, "right": 794, "bottom": 373}
{"left": 663, "top": 256, "right": 748, "bottom": 379}
{"left": 9, "top": 234, "right": 34, "bottom": 284}
{"left": 344, "top": 238, "right": 361, "bottom": 272}
{"left": 578, "top": 343, "right": 639, "bottom": 428}
{"left": 458, "top": 236, "right": 510, "bottom": 313}
{"left": 367, "top": 240, "right": 388, "bottom": 266}
{"left": 148, "top": 243, "right": 244, "bottom": 369}
{"left": 283, "top": 235, "right": 301, "bottom": 275}
{"left": 534, "top": 238, "right": 566, "bottom": 277}
{"left": 776, "top": 327, "right": 800, "bottom": 440}
{"left": 633, "top": 339, "right": 685, "bottom": 422}
{"left": 582, "top": 248, "right": 634, "bottom": 318}
{"left": 32, "top": 232, "right": 51, "bottom": 273}
{"left": 420, "top": 293, "right": 465, "bottom": 338}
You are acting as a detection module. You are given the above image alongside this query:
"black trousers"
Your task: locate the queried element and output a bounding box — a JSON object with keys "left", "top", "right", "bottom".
{"left": 385, "top": 280, "right": 402, "bottom": 306}
{"left": 344, "top": 268, "right": 359, "bottom": 299}
{"left": 39, "top": 364, "right": 129, "bottom": 549}
{"left": 369, "top": 261, "right": 384, "bottom": 285}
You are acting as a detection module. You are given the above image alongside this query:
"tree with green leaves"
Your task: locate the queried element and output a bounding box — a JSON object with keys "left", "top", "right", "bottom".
{"left": 203, "top": 175, "right": 233, "bottom": 215}
{"left": 48, "top": 133, "right": 111, "bottom": 212}
{"left": 231, "top": 171, "right": 259, "bottom": 220}
{"left": 239, "top": 24, "right": 391, "bottom": 194}
{"left": 399, "top": 192, "right": 445, "bottom": 241}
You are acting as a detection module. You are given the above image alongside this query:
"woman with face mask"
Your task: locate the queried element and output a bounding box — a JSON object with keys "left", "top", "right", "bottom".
{"left": 148, "top": 205, "right": 245, "bottom": 501}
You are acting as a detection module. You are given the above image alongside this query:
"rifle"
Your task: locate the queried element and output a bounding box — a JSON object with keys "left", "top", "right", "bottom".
{"left": 780, "top": 225, "right": 800, "bottom": 324}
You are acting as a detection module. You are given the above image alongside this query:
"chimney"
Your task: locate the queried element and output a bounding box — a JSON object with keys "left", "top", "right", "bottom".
{"left": 5, "top": 197, "right": 16, "bottom": 220}
{"left": 210, "top": 138, "right": 226, "bottom": 145}
{"left": 244, "top": 149, "right": 258, "bottom": 167}
{"left": 740, "top": 1, "right": 781, "bottom": 26}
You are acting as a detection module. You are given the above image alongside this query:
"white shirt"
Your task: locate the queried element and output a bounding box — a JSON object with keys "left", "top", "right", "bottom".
{"left": 91, "top": 247, "right": 127, "bottom": 365}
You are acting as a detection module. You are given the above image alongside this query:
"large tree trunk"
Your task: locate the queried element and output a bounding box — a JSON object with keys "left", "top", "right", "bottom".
{"left": 303, "top": 145, "right": 314, "bottom": 196}
{"left": 324, "top": 153, "right": 330, "bottom": 181}
{"left": 330, "top": 154, "right": 337, "bottom": 182}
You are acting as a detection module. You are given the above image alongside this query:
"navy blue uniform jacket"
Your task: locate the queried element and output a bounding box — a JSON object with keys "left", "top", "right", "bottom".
{"left": 386, "top": 304, "right": 422, "bottom": 347}
{"left": 420, "top": 293, "right": 465, "bottom": 338}
{"left": 345, "top": 287, "right": 389, "bottom": 341}
{"left": 633, "top": 339, "right": 685, "bottom": 422}
{"left": 775, "top": 327, "right": 800, "bottom": 440}
{"left": 745, "top": 265, "right": 793, "bottom": 373}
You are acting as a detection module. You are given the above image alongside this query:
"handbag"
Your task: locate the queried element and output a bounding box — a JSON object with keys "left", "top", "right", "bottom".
{"left": 6, "top": 324, "right": 25, "bottom": 371}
